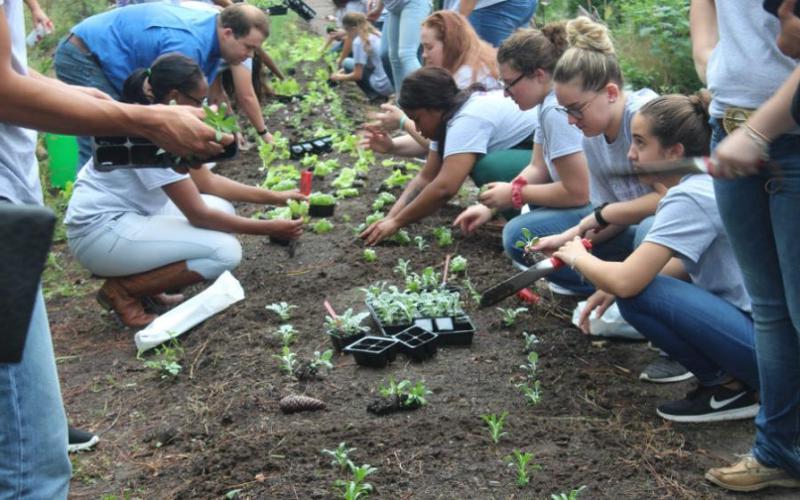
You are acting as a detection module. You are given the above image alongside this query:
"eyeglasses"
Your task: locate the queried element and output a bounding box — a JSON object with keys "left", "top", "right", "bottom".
{"left": 179, "top": 91, "right": 205, "bottom": 106}
{"left": 502, "top": 73, "right": 526, "bottom": 94}
{"left": 556, "top": 92, "right": 603, "bottom": 120}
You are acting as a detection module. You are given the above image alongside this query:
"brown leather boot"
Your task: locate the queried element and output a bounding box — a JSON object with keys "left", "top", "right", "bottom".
{"left": 97, "top": 262, "right": 205, "bottom": 328}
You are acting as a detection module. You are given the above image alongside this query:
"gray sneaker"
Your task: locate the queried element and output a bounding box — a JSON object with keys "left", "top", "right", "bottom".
{"left": 640, "top": 357, "right": 694, "bottom": 383}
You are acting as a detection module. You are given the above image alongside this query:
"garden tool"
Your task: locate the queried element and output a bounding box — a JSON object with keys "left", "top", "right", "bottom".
{"left": 479, "top": 239, "right": 592, "bottom": 308}
{"left": 608, "top": 156, "right": 778, "bottom": 178}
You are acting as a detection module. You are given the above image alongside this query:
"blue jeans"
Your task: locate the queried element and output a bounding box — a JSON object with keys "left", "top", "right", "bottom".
{"left": 384, "top": 0, "right": 430, "bottom": 96}
{"left": 0, "top": 289, "right": 71, "bottom": 499}
{"left": 468, "top": 0, "right": 538, "bottom": 47}
{"left": 342, "top": 58, "right": 380, "bottom": 99}
{"left": 712, "top": 119, "right": 800, "bottom": 476}
{"left": 618, "top": 275, "right": 758, "bottom": 389}
{"left": 53, "top": 36, "right": 121, "bottom": 169}
{"left": 502, "top": 205, "right": 653, "bottom": 295}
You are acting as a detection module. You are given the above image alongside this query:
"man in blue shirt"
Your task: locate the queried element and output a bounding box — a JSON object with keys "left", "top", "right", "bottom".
{"left": 54, "top": 2, "right": 269, "bottom": 166}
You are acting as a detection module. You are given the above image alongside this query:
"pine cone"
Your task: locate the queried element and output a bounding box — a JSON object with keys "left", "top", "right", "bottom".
{"left": 279, "top": 394, "right": 326, "bottom": 414}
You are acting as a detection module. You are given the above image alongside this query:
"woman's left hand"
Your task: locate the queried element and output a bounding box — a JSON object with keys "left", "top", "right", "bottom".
{"left": 273, "top": 190, "right": 308, "bottom": 205}
{"left": 554, "top": 236, "right": 590, "bottom": 268}
{"left": 360, "top": 217, "right": 400, "bottom": 246}
{"left": 478, "top": 182, "right": 513, "bottom": 209}
{"left": 713, "top": 126, "right": 767, "bottom": 178}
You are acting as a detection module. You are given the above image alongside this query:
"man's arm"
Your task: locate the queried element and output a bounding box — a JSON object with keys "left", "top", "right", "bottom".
{"left": 690, "top": 0, "right": 718, "bottom": 85}
{"left": 229, "top": 65, "right": 271, "bottom": 141}
{"left": 458, "top": 0, "right": 478, "bottom": 18}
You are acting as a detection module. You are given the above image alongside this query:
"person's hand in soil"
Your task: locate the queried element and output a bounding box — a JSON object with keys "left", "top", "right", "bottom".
{"left": 478, "top": 182, "right": 513, "bottom": 210}
{"left": 528, "top": 231, "right": 571, "bottom": 257}
{"left": 367, "top": 103, "right": 405, "bottom": 132}
{"left": 359, "top": 125, "right": 394, "bottom": 154}
{"left": 266, "top": 218, "right": 304, "bottom": 240}
{"left": 554, "top": 236, "right": 591, "bottom": 269}
{"left": 329, "top": 70, "right": 347, "bottom": 82}
{"left": 360, "top": 217, "right": 400, "bottom": 246}
{"left": 145, "top": 104, "right": 230, "bottom": 159}
{"left": 453, "top": 204, "right": 493, "bottom": 236}
{"left": 271, "top": 189, "right": 307, "bottom": 205}
{"left": 577, "top": 290, "right": 616, "bottom": 334}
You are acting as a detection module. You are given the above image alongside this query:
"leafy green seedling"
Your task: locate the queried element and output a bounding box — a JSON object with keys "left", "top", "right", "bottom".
{"left": 336, "top": 188, "right": 359, "bottom": 198}
{"left": 520, "top": 351, "right": 539, "bottom": 379}
{"left": 450, "top": 255, "right": 467, "bottom": 273}
{"left": 481, "top": 411, "right": 509, "bottom": 444}
{"left": 363, "top": 248, "right": 377, "bottom": 263}
{"left": 514, "top": 227, "right": 540, "bottom": 250}
{"left": 322, "top": 442, "right": 356, "bottom": 471}
{"left": 202, "top": 100, "right": 239, "bottom": 141}
{"left": 551, "top": 486, "right": 587, "bottom": 500}
{"left": 505, "top": 450, "right": 540, "bottom": 487}
{"left": 389, "top": 229, "right": 411, "bottom": 245}
{"left": 311, "top": 350, "right": 334, "bottom": 371}
{"left": 275, "top": 324, "right": 297, "bottom": 346}
{"left": 404, "top": 381, "right": 432, "bottom": 407}
{"left": 517, "top": 380, "right": 542, "bottom": 406}
{"left": 271, "top": 179, "right": 298, "bottom": 191}
{"left": 413, "top": 236, "right": 428, "bottom": 251}
{"left": 331, "top": 168, "right": 357, "bottom": 189}
{"left": 300, "top": 154, "right": 318, "bottom": 169}
{"left": 393, "top": 258, "right": 410, "bottom": 279}
{"left": 139, "top": 340, "right": 184, "bottom": 379}
{"left": 334, "top": 463, "right": 376, "bottom": 500}
{"left": 432, "top": 227, "right": 454, "bottom": 247}
{"left": 522, "top": 331, "right": 540, "bottom": 352}
{"left": 287, "top": 199, "right": 309, "bottom": 220}
{"left": 378, "top": 378, "right": 430, "bottom": 407}
{"left": 498, "top": 306, "right": 528, "bottom": 327}
{"left": 383, "top": 169, "right": 413, "bottom": 189}
{"left": 325, "top": 308, "right": 370, "bottom": 337}
{"left": 462, "top": 278, "right": 482, "bottom": 305}
{"left": 309, "top": 192, "right": 336, "bottom": 206}
{"left": 313, "top": 219, "right": 334, "bottom": 234}
{"left": 314, "top": 159, "right": 338, "bottom": 177}
{"left": 273, "top": 346, "right": 297, "bottom": 375}
{"left": 371, "top": 192, "right": 396, "bottom": 211}
{"left": 332, "top": 134, "right": 359, "bottom": 155}
{"left": 265, "top": 301, "right": 296, "bottom": 321}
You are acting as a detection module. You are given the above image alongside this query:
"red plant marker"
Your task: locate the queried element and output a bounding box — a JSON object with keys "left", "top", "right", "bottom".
{"left": 323, "top": 299, "right": 338, "bottom": 319}
{"left": 442, "top": 254, "right": 451, "bottom": 286}
{"left": 300, "top": 169, "right": 313, "bottom": 195}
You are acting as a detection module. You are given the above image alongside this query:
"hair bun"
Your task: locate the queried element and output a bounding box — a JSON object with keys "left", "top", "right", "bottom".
{"left": 541, "top": 21, "right": 568, "bottom": 56}
{"left": 566, "top": 16, "right": 615, "bottom": 55}
{"left": 688, "top": 90, "right": 711, "bottom": 121}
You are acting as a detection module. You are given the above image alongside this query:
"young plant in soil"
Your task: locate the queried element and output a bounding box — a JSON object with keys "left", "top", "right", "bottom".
{"left": 322, "top": 442, "right": 356, "bottom": 471}
{"left": 498, "top": 306, "right": 528, "bottom": 327}
{"left": 551, "top": 486, "right": 587, "bottom": 500}
{"left": 520, "top": 351, "right": 539, "bottom": 379}
{"left": 325, "top": 308, "right": 370, "bottom": 338}
{"left": 139, "top": 340, "right": 184, "bottom": 380}
{"left": 413, "top": 235, "right": 429, "bottom": 251}
{"left": 363, "top": 248, "right": 377, "bottom": 263}
{"left": 336, "top": 187, "right": 359, "bottom": 198}
{"left": 432, "top": 226, "right": 454, "bottom": 247}
{"left": 517, "top": 380, "right": 542, "bottom": 406}
{"left": 450, "top": 255, "right": 467, "bottom": 273}
{"left": 314, "top": 159, "right": 338, "bottom": 177}
{"left": 331, "top": 167, "right": 357, "bottom": 189}
{"left": 313, "top": 219, "right": 334, "bottom": 234}
{"left": 393, "top": 258, "right": 410, "bottom": 279}
{"left": 371, "top": 192, "right": 396, "bottom": 211}
{"left": 311, "top": 350, "right": 334, "bottom": 371}
{"left": 273, "top": 346, "right": 298, "bottom": 375}
{"left": 514, "top": 227, "right": 539, "bottom": 250}
{"left": 275, "top": 324, "right": 297, "bottom": 346}
{"left": 382, "top": 169, "right": 413, "bottom": 189}
{"left": 505, "top": 450, "right": 540, "bottom": 487}
{"left": 404, "top": 267, "right": 441, "bottom": 293}
{"left": 308, "top": 192, "right": 336, "bottom": 206}
{"left": 388, "top": 229, "right": 411, "bottom": 245}
{"left": 334, "top": 463, "right": 376, "bottom": 500}
{"left": 522, "top": 331, "right": 540, "bottom": 353}
{"left": 462, "top": 278, "right": 482, "bottom": 305}
{"left": 265, "top": 301, "right": 296, "bottom": 321}
{"left": 368, "top": 377, "right": 431, "bottom": 415}
{"left": 481, "top": 411, "right": 509, "bottom": 444}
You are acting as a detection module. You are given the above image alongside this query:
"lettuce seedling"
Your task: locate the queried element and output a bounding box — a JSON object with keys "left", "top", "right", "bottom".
{"left": 300, "top": 154, "right": 318, "bottom": 169}
{"left": 378, "top": 378, "right": 430, "bottom": 407}
{"left": 371, "top": 192, "right": 396, "bottom": 211}
{"left": 273, "top": 346, "right": 297, "bottom": 375}
{"left": 336, "top": 188, "right": 359, "bottom": 198}
{"left": 497, "top": 306, "right": 528, "bottom": 327}
{"left": 481, "top": 411, "right": 509, "bottom": 444}
{"left": 505, "top": 450, "right": 540, "bottom": 487}
{"left": 388, "top": 229, "right": 411, "bottom": 245}
{"left": 551, "top": 486, "right": 586, "bottom": 500}
{"left": 462, "top": 278, "right": 482, "bottom": 305}
{"left": 413, "top": 236, "right": 428, "bottom": 251}
{"left": 515, "top": 227, "right": 539, "bottom": 249}
{"left": 271, "top": 179, "right": 298, "bottom": 191}
{"left": 310, "top": 349, "right": 334, "bottom": 371}
{"left": 332, "top": 134, "right": 359, "bottom": 155}
{"left": 517, "top": 380, "right": 541, "bottom": 406}
{"left": 314, "top": 159, "right": 338, "bottom": 177}
{"left": 265, "top": 301, "right": 296, "bottom": 321}
{"left": 322, "top": 442, "right": 356, "bottom": 471}
{"left": 309, "top": 192, "right": 336, "bottom": 206}
{"left": 450, "top": 255, "right": 467, "bottom": 273}
{"left": 324, "top": 308, "right": 370, "bottom": 338}
{"left": 332, "top": 168, "right": 356, "bottom": 189}
{"left": 313, "top": 219, "right": 334, "bottom": 234}
{"left": 393, "top": 258, "right": 410, "bottom": 279}
{"left": 202, "top": 100, "right": 239, "bottom": 141}
{"left": 287, "top": 199, "right": 309, "bottom": 220}
{"left": 433, "top": 227, "right": 454, "bottom": 247}
{"left": 275, "top": 324, "right": 297, "bottom": 346}
{"left": 383, "top": 169, "right": 413, "bottom": 189}
{"left": 520, "top": 351, "right": 539, "bottom": 379}
{"left": 363, "top": 248, "right": 377, "bottom": 263}
{"left": 522, "top": 331, "right": 540, "bottom": 353}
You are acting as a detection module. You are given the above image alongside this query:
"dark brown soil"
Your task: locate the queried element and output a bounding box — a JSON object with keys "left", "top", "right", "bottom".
{"left": 45, "top": 9, "right": 797, "bottom": 500}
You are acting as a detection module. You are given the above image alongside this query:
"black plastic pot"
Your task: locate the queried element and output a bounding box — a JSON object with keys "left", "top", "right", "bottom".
{"left": 432, "top": 315, "right": 476, "bottom": 346}
{"left": 344, "top": 336, "right": 398, "bottom": 368}
{"left": 327, "top": 330, "right": 365, "bottom": 352}
{"left": 269, "top": 236, "right": 291, "bottom": 246}
{"left": 92, "top": 136, "right": 237, "bottom": 171}
{"left": 365, "top": 300, "right": 413, "bottom": 337}
{"left": 309, "top": 203, "right": 335, "bottom": 217}
{"left": 393, "top": 326, "right": 438, "bottom": 362}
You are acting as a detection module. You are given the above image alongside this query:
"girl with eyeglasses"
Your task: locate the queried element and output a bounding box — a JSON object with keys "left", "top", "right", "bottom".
{"left": 452, "top": 23, "right": 591, "bottom": 236}
{"left": 65, "top": 53, "right": 305, "bottom": 328}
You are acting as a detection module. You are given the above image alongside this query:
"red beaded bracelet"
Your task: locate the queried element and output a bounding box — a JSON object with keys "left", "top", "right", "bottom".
{"left": 511, "top": 177, "right": 528, "bottom": 209}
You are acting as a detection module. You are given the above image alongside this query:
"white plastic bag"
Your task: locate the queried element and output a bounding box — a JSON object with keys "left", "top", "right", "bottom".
{"left": 134, "top": 271, "right": 245, "bottom": 352}
{"left": 571, "top": 300, "right": 645, "bottom": 340}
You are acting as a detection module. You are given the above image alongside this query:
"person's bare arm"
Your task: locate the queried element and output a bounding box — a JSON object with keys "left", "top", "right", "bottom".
{"left": 518, "top": 150, "right": 590, "bottom": 207}
{"left": 189, "top": 165, "right": 306, "bottom": 205}
{"left": 230, "top": 64, "right": 271, "bottom": 141}
{"left": 458, "top": 0, "right": 478, "bottom": 17}
{"left": 385, "top": 150, "right": 443, "bottom": 218}
{"left": 690, "top": 0, "right": 718, "bottom": 85}
{"left": 257, "top": 46, "right": 284, "bottom": 80}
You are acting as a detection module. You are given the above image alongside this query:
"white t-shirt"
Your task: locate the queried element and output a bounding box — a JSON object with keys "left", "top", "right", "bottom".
{"left": 535, "top": 90, "right": 583, "bottom": 182}
{"left": 452, "top": 64, "right": 501, "bottom": 91}
{"left": 583, "top": 88, "right": 657, "bottom": 205}
{"left": 352, "top": 33, "right": 393, "bottom": 96}
{"left": 0, "top": 0, "right": 42, "bottom": 205}
{"left": 430, "top": 90, "right": 538, "bottom": 158}
{"left": 335, "top": 0, "right": 367, "bottom": 26}
{"left": 645, "top": 174, "right": 751, "bottom": 312}
{"left": 65, "top": 159, "right": 188, "bottom": 238}
{"left": 707, "top": 0, "right": 797, "bottom": 118}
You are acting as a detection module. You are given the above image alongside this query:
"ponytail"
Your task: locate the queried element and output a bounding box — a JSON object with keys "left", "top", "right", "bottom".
{"left": 122, "top": 52, "right": 204, "bottom": 105}
{"left": 638, "top": 92, "right": 711, "bottom": 157}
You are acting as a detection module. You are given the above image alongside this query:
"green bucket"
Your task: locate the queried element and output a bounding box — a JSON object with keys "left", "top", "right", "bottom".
{"left": 44, "top": 133, "right": 78, "bottom": 188}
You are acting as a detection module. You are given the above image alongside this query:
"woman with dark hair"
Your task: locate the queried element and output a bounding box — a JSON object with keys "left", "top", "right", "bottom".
{"left": 65, "top": 53, "right": 305, "bottom": 328}
{"left": 359, "top": 66, "right": 537, "bottom": 245}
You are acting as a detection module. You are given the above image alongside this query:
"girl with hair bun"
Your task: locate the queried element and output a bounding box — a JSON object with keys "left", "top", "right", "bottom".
{"left": 331, "top": 12, "right": 394, "bottom": 99}
{"left": 453, "top": 23, "right": 591, "bottom": 238}
{"left": 554, "top": 93, "right": 759, "bottom": 424}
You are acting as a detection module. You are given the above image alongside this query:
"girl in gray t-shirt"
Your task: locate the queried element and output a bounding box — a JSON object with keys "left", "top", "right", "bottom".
{"left": 555, "top": 95, "right": 758, "bottom": 424}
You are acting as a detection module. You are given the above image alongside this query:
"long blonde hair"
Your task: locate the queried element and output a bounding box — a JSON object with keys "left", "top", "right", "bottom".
{"left": 342, "top": 12, "right": 380, "bottom": 55}
{"left": 553, "top": 16, "right": 623, "bottom": 91}
{"left": 421, "top": 11, "right": 498, "bottom": 84}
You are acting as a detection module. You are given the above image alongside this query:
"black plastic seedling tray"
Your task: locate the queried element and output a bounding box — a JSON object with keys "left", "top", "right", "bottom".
{"left": 344, "top": 336, "right": 398, "bottom": 368}
{"left": 431, "top": 316, "right": 475, "bottom": 346}
{"left": 289, "top": 136, "right": 333, "bottom": 160}
{"left": 92, "top": 136, "right": 238, "bottom": 171}
{"left": 309, "top": 203, "right": 335, "bottom": 217}
{"left": 327, "top": 330, "right": 365, "bottom": 352}
{"left": 392, "top": 326, "right": 438, "bottom": 361}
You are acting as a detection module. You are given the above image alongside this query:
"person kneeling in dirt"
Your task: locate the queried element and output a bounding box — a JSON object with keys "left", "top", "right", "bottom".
{"left": 330, "top": 12, "right": 393, "bottom": 102}
{"left": 554, "top": 94, "right": 759, "bottom": 424}
{"left": 360, "top": 66, "right": 538, "bottom": 245}
{"left": 65, "top": 53, "right": 305, "bottom": 328}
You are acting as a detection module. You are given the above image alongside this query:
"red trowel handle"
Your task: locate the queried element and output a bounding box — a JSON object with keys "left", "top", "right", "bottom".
{"left": 550, "top": 238, "right": 593, "bottom": 270}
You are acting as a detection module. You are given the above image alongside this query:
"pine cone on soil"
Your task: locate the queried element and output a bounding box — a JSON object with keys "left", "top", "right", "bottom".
{"left": 279, "top": 394, "right": 326, "bottom": 414}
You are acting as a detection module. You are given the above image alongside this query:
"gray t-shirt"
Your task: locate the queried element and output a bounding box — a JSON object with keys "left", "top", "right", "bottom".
{"left": 430, "top": 90, "right": 538, "bottom": 158}
{"left": 0, "top": 0, "right": 42, "bottom": 206}
{"left": 583, "top": 88, "right": 657, "bottom": 205}
{"left": 65, "top": 159, "right": 188, "bottom": 239}
{"left": 645, "top": 174, "right": 751, "bottom": 312}
{"left": 352, "top": 33, "right": 393, "bottom": 96}
{"left": 535, "top": 90, "right": 583, "bottom": 182}
{"left": 707, "top": 0, "right": 797, "bottom": 118}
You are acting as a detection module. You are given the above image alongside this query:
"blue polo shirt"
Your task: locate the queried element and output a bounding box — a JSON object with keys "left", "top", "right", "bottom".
{"left": 72, "top": 3, "right": 221, "bottom": 93}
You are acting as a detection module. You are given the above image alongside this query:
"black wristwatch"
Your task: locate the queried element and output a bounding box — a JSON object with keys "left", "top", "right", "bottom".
{"left": 257, "top": 128, "right": 268, "bottom": 136}
{"left": 594, "top": 202, "right": 610, "bottom": 228}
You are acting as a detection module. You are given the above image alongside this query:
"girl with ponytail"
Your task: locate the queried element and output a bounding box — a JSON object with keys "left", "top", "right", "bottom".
{"left": 554, "top": 93, "right": 759, "bottom": 424}
{"left": 330, "top": 12, "right": 393, "bottom": 98}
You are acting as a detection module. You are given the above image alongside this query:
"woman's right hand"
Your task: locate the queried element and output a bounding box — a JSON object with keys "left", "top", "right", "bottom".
{"left": 267, "top": 219, "right": 304, "bottom": 240}
{"left": 367, "top": 103, "right": 406, "bottom": 132}
{"left": 359, "top": 126, "right": 395, "bottom": 154}
{"left": 528, "top": 232, "right": 571, "bottom": 256}
{"left": 577, "top": 290, "right": 616, "bottom": 334}
{"left": 452, "top": 204, "right": 493, "bottom": 236}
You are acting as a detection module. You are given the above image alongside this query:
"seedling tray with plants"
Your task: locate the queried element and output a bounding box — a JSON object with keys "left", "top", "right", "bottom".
{"left": 290, "top": 136, "right": 333, "bottom": 159}
{"left": 343, "top": 336, "right": 398, "bottom": 368}
{"left": 91, "top": 136, "right": 238, "bottom": 171}
{"left": 324, "top": 307, "right": 371, "bottom": 352}
{"left": 308, "top": 192, "right": 337, "bottom": 217}
{"left": 392, "top": 325, "right": 438, "bottom": 361}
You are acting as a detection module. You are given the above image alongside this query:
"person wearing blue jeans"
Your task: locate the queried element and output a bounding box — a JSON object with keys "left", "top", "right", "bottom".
{"left": 459, "top": 0, "right": 538, "bottom": 47}
{"left": 378, "top": 0, "right": 430, "bottom": 97}
{"left": 560, "top": 94, "right": 759, "bottom": 423}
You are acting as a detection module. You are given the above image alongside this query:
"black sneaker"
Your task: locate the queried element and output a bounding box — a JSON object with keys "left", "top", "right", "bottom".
{"left": 68, "top": 426, "right": 99, "bottom": 453}
{"left": 657, "top": 385, "right": 759, "bottom": 423}
{"left": 639, "top": 356, "right": 694, "bottom": 383}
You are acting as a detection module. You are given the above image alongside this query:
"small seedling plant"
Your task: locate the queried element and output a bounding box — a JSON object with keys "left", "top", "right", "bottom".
{"left": 308, "top": 192, "right": 336, "bottom": 206}
{"left": 450, "top": 255, "right": 467, "bottom": 273}
{"left": 313, "top": 219, "right": 334, "bottom": 234}
{"left": 551, "top": 486, "right": 587, "bottom": 500}
{"left": 393, "top": 258, "right": 410, "bottom": 279}
{"left": 378, "top": 377, "right": 431, "bottom": 407}
{"left": 363, "top": 248, "right": 377, "bottom": 263}
{"left": 265, "top": 301, "right": 296, "bottom": 321}
{"left": 517, "top": 380, "right": 542, "bottom": 406}
{"left": 520, "top": 351, "right": 539, "bottom": 380}
{"left": 273, "top": 346, "right": 298, "bottom": 375}
{"left": 498, "top": 306, "right": 528, "bottom": 327}
{"left": 481, "top": 411, "right": 509, "bottom": 444}
{"left": 413, "top": 236, "right": 428, "bottom": 251}
{"left": 139, "top": 340, "right": 184, "bottom": 379}
{"left": 275, "top": 324, "right": 298, "bottom": 346}
{"left": 334, "top": 463, "right": 376, "bottom": 500}
{"left": 462, "top": 278, "right": 482, "bottom": 305}
{"left": 371, "top": 192, "right": 396, "bottom": 211}
{"left": 325, "top": 308, "right": 370, "bottom": 338}
{"left": 514, "top": 227, "right": 540, "bottom": 250}
{"left": 522, "top": 331, "right": 540, "bottom": 352}
{"left": 202, "top": 100, "right": 239, "bottom": 141}
{"left": 311, "top": 350, "right": 334, "bottom": 371}
{"left": 505, "top": 450, "right": 541, "bottom": 487}
{"left": 322, "top": 442, "right": 356, "bottom": 471}
{"left": 432, "top": 226, "right": 454, "bottom": 247}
